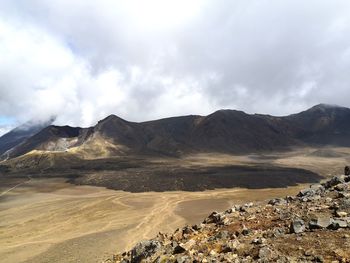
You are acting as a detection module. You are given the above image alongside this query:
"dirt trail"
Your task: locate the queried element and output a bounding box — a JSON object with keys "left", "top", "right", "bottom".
{"left": 0, "top": 178, "right": 307, "bottom": 263}
{"left": 0, "top": 175, "right": 31, "bottom": 197}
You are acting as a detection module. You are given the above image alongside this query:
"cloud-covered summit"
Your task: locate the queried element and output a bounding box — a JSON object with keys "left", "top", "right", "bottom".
{"left": 1, "top": 0, "right": 350, "bottom": 134}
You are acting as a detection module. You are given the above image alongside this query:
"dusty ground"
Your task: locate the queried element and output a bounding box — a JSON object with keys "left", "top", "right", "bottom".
{"left": 0, "top": 147, "right": 349, "bottom": 263}
{"left": 0, "top": 178, "right": 308, "bottom": 263}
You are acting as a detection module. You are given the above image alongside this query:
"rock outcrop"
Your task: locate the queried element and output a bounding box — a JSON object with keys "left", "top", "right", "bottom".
{"left": 106, "top": 171, "right": 350, "bottom": 262}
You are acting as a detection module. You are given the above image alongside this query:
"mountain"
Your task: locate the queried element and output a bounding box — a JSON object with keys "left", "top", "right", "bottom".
{"left": 189, "top": 110, "right": 296, "bottom": 152}
{"left": 1, "top": 104, "right": 350, "bottom": 160}
{"left": 285, "top": 104, "right": 350, "bottom": 146}
{"left": 4, "top": 125, "right": 87, "bottom": 158}
{"left": 0, "top": 118, "right": 54, "bottom": 157}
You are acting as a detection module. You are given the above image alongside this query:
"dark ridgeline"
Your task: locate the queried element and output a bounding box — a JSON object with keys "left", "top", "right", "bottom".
{"left": 1, "top": 104, "right": 350, "bottom": 159}
{"left": 0, "top": 118, "right": 54, "bottom": 156}
{"left": 3, "top": 104, "right": 348, "bottom": 192}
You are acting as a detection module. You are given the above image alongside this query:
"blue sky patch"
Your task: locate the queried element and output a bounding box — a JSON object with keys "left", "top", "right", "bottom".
{"left": 0, "top": 116, "right": 15, "bottom": 126}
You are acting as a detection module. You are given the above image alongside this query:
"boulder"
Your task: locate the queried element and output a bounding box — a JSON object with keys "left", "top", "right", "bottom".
{"left": 173, "top": 228, "right": 183, "bottom": 241}
{"left": 323, "top": 176, "right": 346, "bottom": 189}
{"left": 176, "top": 255, "right": 191, "bottom": 263}
{"left": 238, "top": 203, "right": 254, "bottom": 212}
{"left": 215, "top": 230, "right": 230, "bottom": 240}
{"left": 258, "top": 247, "right": 276, "bottom": 260}
{"left": 335, "top": 183, "right": 349, "bottom": 192}
{"left": 242, "top": 225, "right": 250, "bottom": 236}
{"left": 268, "top": 198, "right": 287, "bottom": 206}
{"left": 225, "top": 207, "right": 236, "bottom": 214}
{"left": 173, "top": 245, "right": 186, "bottom": 254}
{"left": 203, "top": 211, "right": 221, "bottom": 224}
{"left": 309, "top": 217, "right": 333, "bottom": 229}
{"left": 340, "top": 198, "right": 350, "bottom": 208}
{"left": 273, "top": 227, "right": 286, "bottom": 237}
{"left": 252, "top": 237, "right": 266, "bottom": 245}
{"left": 131, "top": 240, "right": 161, "bottom": 263}
{"left": 336, "top": 211, "right": 348, "bottom": 218}
{"left": 339, "top": 192, "right": 350, "bottom": 198}
{"left": 203, "top": 211, "right": 228, "bottom": 225}
{"left": 286, "top": 196, "right": 296, "bottom": 202}
{"left": 329, "top": 219, "right": 348, "bottom": 230}
{"left": 298, "top": 185, "right": 325, "bottom": 199}
{"left": 192, "top": 224, "right": 202, "bottom": 231}
{"left": 180, "top": 239, "right": 196, "bottom": 251}
{"left": 182, "top": 226, "right": 194, "bottom": 235}
{"left": 291, "top": 219, "right": 305, "bottom": 234}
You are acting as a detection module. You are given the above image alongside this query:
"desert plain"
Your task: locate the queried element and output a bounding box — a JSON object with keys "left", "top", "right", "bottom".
{"left": 1, "top": 147, "right": 349, "bottom": 263}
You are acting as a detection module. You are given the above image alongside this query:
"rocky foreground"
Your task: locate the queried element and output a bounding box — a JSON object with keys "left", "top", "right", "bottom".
{"left": 106, "top": 173, "right": 350, "bottom": 263}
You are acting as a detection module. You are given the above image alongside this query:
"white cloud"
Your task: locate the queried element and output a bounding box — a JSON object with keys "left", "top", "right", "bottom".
{"left": 1, "top": 0, "right": 350, "bottom": 128}
{"left": 0, "top": 16, "right": 216, "bottom": 126}
{"left": 0, "top": 125, "right": 13, "bottom": 136}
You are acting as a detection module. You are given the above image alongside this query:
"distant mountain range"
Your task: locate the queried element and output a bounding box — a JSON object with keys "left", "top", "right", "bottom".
{"left": 1, "top": 104, "right": 350, "bottom": 160}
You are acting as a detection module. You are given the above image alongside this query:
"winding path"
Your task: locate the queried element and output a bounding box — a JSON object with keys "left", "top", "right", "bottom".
{"left": 0, "top": 175, "right": 32, "bottom": 197}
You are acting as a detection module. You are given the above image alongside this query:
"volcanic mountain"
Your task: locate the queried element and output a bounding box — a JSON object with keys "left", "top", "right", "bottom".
{"left": 1, "top": 104, "right": 350, "bottom": 160}
{"left": 0, "top": 118, "right": 54, "bottom": 157}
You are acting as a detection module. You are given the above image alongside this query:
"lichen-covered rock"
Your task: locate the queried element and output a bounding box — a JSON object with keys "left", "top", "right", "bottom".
{"left": 298, "top": 184, "right": 325, "bottom": 201}
{"left": 323, "top": 175, "right": 346, "bottom": 189}
{"left": 339, "top": 198, "right": 350, "bottom": 212}
{"left": 268, "top": 198, "right": 287, "bottom": 206}
{"left": 290, "top": 219, "right": 305, "bottom": 234}
{"left": 309, "top": 216, "right": 333, "bottom": 229}
{"left": 131, "top": 240, "right": 161, "bottom": 262}
{"left": 329, "top": 219, "right": 348, "bottom": 230}
{"left": 335, "top": 183, "right": 349, "bottom": 192}
{"left": 258, "top": 246, "right": 277, "bottom": 261}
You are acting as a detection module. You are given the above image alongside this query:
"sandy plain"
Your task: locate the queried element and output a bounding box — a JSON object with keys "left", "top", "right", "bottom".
{"left": 1, "top": 148, "right": 349, "bottom": 263}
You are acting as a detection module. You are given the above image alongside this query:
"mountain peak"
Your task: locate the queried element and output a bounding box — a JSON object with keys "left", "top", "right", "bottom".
{"left": 210, "top": 109, "right": 247, "bottom": 117}
{"left": 98, "top": 114, "right": 128, "bottom": 124}
{"left": 3, "top": 104, "right": 350, "bottom": 159}
{"left": 309, "top": 103, "right": 344, "bottom": 111}
{"left": 0, "top": 117, "right": 55, "bottom": 155}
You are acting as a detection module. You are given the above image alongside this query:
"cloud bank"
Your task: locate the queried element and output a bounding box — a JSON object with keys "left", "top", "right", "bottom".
{"left": 1, "top": 0, "right": 350, "bottom": 134}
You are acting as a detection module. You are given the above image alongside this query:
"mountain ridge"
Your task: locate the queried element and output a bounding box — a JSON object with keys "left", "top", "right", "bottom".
{"left": 0, "top": 118, "right": 55, "bottom": 157}
{"left": 1, "top": 104, "right": 350, "bottom": 160}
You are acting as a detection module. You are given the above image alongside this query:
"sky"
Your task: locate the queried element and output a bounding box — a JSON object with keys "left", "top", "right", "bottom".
{"left": 1, "top": 0, "right": 350, "bottom": 135}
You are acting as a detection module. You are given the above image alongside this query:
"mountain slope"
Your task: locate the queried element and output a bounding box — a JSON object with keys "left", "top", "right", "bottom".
{"left": 2, "top": 104, "right": 350, "bottom": 160}
{"left": 94, "top": 115, "right": 147, "bottom": 151}
{"left": 0, "top": 119, "right": 54, "bottom": 156}
{"left": 285, "top": 104, "right": 350, "bottom": 146}
{"left": 4, "top": 125, "right": 92, "bottom": 159}
{"left": 190, "top": 110, "right": 298, "bottom": 153}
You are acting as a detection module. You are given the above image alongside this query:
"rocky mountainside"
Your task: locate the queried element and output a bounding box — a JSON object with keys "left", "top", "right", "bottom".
{"left": 4, "top": 125, "right": 88, "bottom": 158}
{"left": 109, "top": 171, "right": 350, "bottom": 263}
{"left": 0, "top": 118, "right": 54, "bottom": 156}
{"left": 2, "top": 104, "right": 350, "bottom": 160}
{"left": 285, "top": 104, "right": 350, "bottom": 146}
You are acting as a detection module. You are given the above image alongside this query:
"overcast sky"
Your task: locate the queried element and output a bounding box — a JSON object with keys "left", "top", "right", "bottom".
{"left": 1, "top": 0, "right": 350, "bottom": 134}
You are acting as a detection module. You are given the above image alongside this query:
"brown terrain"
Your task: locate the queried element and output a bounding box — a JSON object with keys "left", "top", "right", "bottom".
{"left": 1, "top": 105, "right": 350, "bottom": 262}
{"left": 0, "top": 148, "right": 349, "bottom": 263}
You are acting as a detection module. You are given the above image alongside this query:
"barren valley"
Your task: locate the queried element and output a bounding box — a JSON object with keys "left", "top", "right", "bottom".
{"left": 1, "top": 148, "right": 348, "bottom": 263}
